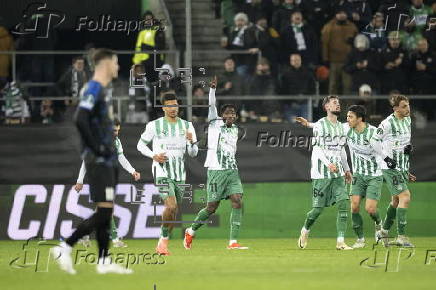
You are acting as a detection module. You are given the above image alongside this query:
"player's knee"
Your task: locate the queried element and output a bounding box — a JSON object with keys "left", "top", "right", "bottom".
{"left": 166, "top": 203, "right": 178, "bottom": 213}
{"left": 365, "top": 205, "right": 376, "bottom": 215}
{"left": 231, "top": 198, "right": 242, "bottom": 209}
{"left": 351, "top": 202, "right": 360, "bottom": 213}
{"left": 206, "top": 204, "right": 218, "bottom": 214}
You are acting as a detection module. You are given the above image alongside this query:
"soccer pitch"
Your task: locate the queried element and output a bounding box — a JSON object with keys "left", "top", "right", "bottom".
{"left": 1, "top": 238, "right": 436, "bottom": 290}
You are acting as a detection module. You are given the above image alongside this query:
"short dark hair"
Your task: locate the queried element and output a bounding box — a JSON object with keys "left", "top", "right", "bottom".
{"left": 322, "top": 95, "right": 339, "bottom": 111}
{"left": 224, "top": 56, "right": 235, "bottom": 63}
{"left": 92, "top": 48, "right": 116, "bottom": 66}
{"left": 348, "top": 105, "right": 366, "bottom": 122}
{"left": 114, "top": 117, "right": 121, "bottom": 126}
{"left": 72, "top": 56, "right": 84, "bottom": 64}
{"left": 161, "top": 93, "right": 178, "bottom": 105}
{"left": 389, "top": 94, "right": 409, "bottom": 107}
{"left": 220, "top": 104, "right": 237, "bottom": 115}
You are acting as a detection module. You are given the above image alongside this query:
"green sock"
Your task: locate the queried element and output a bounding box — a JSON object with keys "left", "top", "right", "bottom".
{"left": 383, "top": 204, "right": 397, "bottom": 230}
{"left": 161, "top": 226, "right": 169, "bottom": 238}
{"left": 369, "top": 211, "right": 381, "bottom": 225}
{"left": 304, "top": 207, "right": 323, "bottom": 230}
{"left": 110, "top": 217, "right": 118, "bottom": 240}
{"left": 230, "top": 208, "right": 242, "bottom": 240}
{"left": 352, "top": 213, "right": 364, "bottom": 239}
{"left": 336, "top": 200, "right": 349, "bottom": 238}
{"left": 191, "top": 208, "right": 211, "bottom": 231}
{"left": 397, "top": 208, "right": 407, "bottom": 235}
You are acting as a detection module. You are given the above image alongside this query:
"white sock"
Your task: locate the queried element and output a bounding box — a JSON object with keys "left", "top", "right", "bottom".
{"left": 98, "top": 256, "right": 112, "bottom": 265}
{"left": 301, "top": 227, "right": 310, "bottom": 233}
{"left": 60, "top": 241, "right": 72, "bottom": 252}
{"left": 337, "top": 237, "right": 344, "bottom": 243}
{"left": 187, "top": 227, "right": 195, "bottom": 236}
{"left": 160, "top": 236, "right": 169, "bottom": 240}
{"left": 229, "top": 240, "right": 237, "bottom": 245}
{"left": 357, "top": 238, "right": 365, "bottom": 242}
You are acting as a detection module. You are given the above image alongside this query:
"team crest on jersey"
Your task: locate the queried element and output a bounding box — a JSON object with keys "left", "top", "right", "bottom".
{"left": 363, "top": 139, "right": 369, "bottom": 145}
{"left": 377, "top": 128, "right": 383, "bottom": 135}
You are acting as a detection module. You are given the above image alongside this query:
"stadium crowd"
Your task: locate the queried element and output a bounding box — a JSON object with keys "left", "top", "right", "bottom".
{"left": 1, "top": 1, "right": 436, "bottom": 124}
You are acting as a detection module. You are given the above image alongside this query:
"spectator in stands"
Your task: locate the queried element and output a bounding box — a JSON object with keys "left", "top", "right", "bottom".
{"left": 424, "top": 5, "right": 436, "bottom": 53}
{"left": 248, "top": 14, "right": 280, "bottom": 77}
{"left": 83, "top": 43, "right": 96, "bottom": 75}
{"left": 1, "top": 81, "right": 30, "bottom": 124}
{"left": 344, "top": 34, "right": 380, "bottom": 93}
{"left": 272, "top": 0, "right": 299, "bottom": 33}
{"left": 280, "top": 53, "right": 315, "bottom": 122}
{"left": 409, "top": 0, "right": 432, "bottom": 34}
{"left": 409, "top": 38, "right": 436, "bottom": 95}
{"left": 300, "top": 0, "right": 332, "bottom": 37}
{"left": 57, "top": 56, "right": 89, "bottom": 103}
{"left": 379, "top": 31, "right": 409, "bottom": 93}
{"left": 126, "top": 64, "right": 151, "bottom": 124}
{"left": 217, "top": 57, "right": 244, "bottom": 96}
{"left": 40, "top": 99, "right": 54, "bottom": 124}
{"left": 132, "top": 10, "right": 166, "bottom": 84}
{"left": 334, "top": 0, "right": 372, "bottom": 30}
{"left": 222, "top": 12, "right": 258, "bottom": 79}
{"left": 321, "top": 8, "right": 358, "bottom": 94}
{"left": 362, "top": 12, "right": 387, "bottom": 50}
{"left": 192, "top": 85, "right": 207, "bottom": 121}
{"left": 236, "top": 0, "right": 275, "bottom": 26}
{"left": 377, "top": 0, "right": 410, "bottom": 32}
{"left": 0, "top": 18, "right": 13, "bottom": 85}
{"left": 280, "top": 10, "right": 319, "bottom": 69}
{"left": 248, "top": 57, "right": 278, "bottom": 118}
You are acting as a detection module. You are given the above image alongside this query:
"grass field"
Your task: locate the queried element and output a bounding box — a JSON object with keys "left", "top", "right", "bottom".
{"left": 1, "top": 238, "right": 436, "bottom": 290}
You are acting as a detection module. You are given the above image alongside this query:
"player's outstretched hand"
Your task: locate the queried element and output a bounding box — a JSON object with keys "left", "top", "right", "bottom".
{"left": 409, "top": 172, "right": 417, "bottom": 182}
{"left": 384, "top": 157, "right": 397, "bottom": 169}
{"left": 328, "top": 163, "right": 338, "bottom": 173}
{"left": 74, "top": 183, "right": 83, "bottom": 192}
{"left": 210, "top": 76, "right": 217, "bottom": 89}
{"left": 345, "top": 171, "right": 353, "bottom": 184}
{"left": 295, "top": 117, "right": 309, "bottom": 127}
{"left": 153, "top": 152, "right": 168, "bottom": 163}
{"left": 132, "top": 171, "right": 141, "bottom": 181}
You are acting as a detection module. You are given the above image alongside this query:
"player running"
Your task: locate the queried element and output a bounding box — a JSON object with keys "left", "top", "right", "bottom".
{"left": 51, "top": 49, "right": 132, "bottom": 274}
{"left": 295, "top": 95, "right": 353, "bottom": 250}
{"left": 343, "top": 105, "right": 396, "bottom": 248}
{"left": 184, "top": 76, "right": 248, "bottom": 250}
{"left": 75, "top": 118, "right": 140, "bottom": 248}
{"left": 137, "top": 93, "right": 198, "bottom": 255}
{"left": 377, "top": 94, "right": 416, "bottom": 247}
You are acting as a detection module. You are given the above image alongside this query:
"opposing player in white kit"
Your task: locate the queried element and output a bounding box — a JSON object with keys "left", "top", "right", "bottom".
{"left": 137, "top": 93, "right": 198, "bottom": 255}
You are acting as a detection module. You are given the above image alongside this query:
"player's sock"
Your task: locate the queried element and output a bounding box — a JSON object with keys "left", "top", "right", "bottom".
{"left": 66, "top": 213, "right": 98, "bottom": 247}
{"left": 383, "top": 204, "right": 396, "bottom": 231}
{"left": 110, "top": 217, "right": 118, "bottom": 240}
{"left": 369, "top": 211, "right": 381, "bottom": 225}
{"left": 303, "top": 207, "right": 323, "bottom": 230}
{"left": 95, "top": 207, "right": 113, "bottom": 258}
{"left": 161, "top": 226, "right": 170, "bottom": 238}
{"left": 352, "top": 212, "right": 364, "bottom": 239}
{"left": 230, "top": 208, "right": 242, "bottom": 240}
{"left": 336, "top": 200, "right": 349, "bottom": 239}
{"left": 396, "top": 207, "right": 407, "bottom": 235}
{"left": 191, "top": 208, "right": 211, "bottom": 231}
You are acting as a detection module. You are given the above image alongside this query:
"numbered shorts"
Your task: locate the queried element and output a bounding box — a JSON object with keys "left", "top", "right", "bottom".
{"left": 312, "top": 176, "right": 348, "bottom": 208}
{"left": 382, "top": 169, "right": 409, "bottom": 196}
{"left": 350, "top": 174, "right": 383, "bottom": 200}
{"left": 86, "top": 162, "right": 116, "bottom": 202}
{"left": 207, "top": 169, "right": 243, "bottom": 203}
{"left": 156, "top": 177, "right": 186, "bottom": 204}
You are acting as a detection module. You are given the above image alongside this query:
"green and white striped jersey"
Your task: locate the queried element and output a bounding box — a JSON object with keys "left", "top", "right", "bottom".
{"left": 204, "top": 88, "right": 238, "bottom": 170}
{"left": 311, "top": 117, "right": 348, "bottom": 179}
{"left": 346, "top": 123, "right": 383, "bottom": 177}
{"left": 139, "top": 117, "right": 197, "bottom": 181}
{"left": 114, "top": 137, "right": 123, "bottom": 155}
{"left": 377, "top": 114, "right": 411, "bottom": 172}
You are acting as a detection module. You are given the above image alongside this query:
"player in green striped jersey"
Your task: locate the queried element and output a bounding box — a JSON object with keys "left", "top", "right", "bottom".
{"left": 296, "top": 95, "right": 354, "bottom": 250}
{"left": 137, "top": 93, "right": 198, "bottom": 255}
{"left": 345, "top": 105, "right": 396, "bottom": 248}
{"left": 377, "top": 95, "right": 416, "bottom": 247}
{"left": 184, "top": 76, "right": 247, "bottom": 250}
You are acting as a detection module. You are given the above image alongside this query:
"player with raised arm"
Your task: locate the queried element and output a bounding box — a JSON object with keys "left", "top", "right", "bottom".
{"left": 137, "top": 93, "right": 198, "bottom": 255}
{"left": 377, "top": 95, "right": 416, "bottom": 247}
{"left": 184, "top": 76, "right": 247, "bottom": 250}
{"left": 51, "top": 49, "right": 132, "bottom": 274}
{"left": 295, "top": 95, "right": 353, "bottom": 250}
{"left": 75, "top": 118, "right": 140, "bottom": 248}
